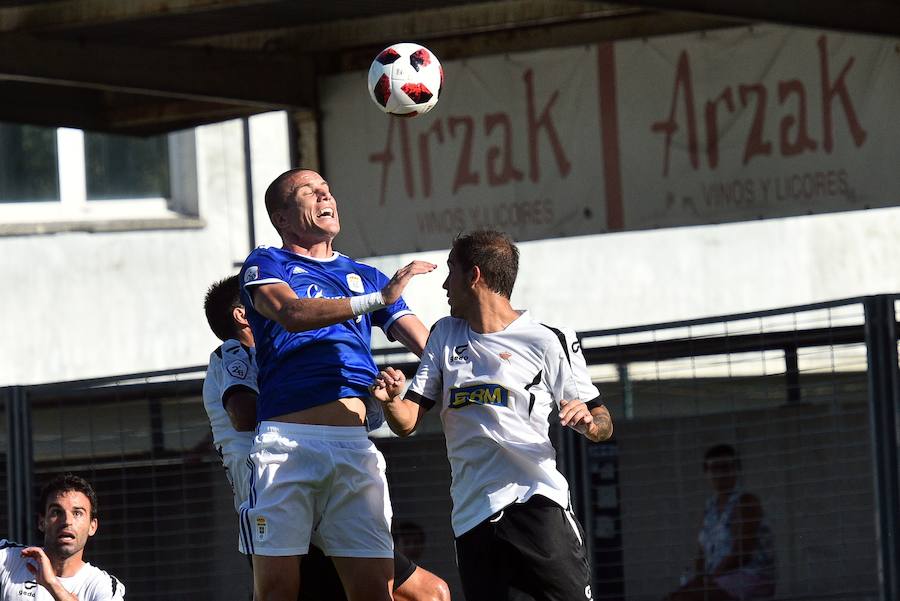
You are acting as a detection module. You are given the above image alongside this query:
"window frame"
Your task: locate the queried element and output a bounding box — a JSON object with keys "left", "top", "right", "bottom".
{"left": 0, "top": 126, "right": 200, "bottom": 234}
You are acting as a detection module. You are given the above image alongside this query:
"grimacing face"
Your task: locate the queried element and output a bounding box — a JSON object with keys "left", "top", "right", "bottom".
{"left": 276, "top": 170, "right": 340, "bottom": 240}
{"left": 39, "top": 490, "right": 98, "bottom": 560}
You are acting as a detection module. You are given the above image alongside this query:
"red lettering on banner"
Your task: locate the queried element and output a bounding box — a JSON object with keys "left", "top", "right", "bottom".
{"left": 524, "top": 69, "right": 571, "bottom": 182}
{"left": 449, "top": 117, "right": 480, "bottom": 193}
{"left": 369, "top": 118, "right": 415, "bottom": 205}
{"left": 418, "top": 120, "right": 444, "bottom": 198}
{"left": 705, "top": 88, "right": 735, "bottom": 169}
{"left": 778, "top": 79, "right": 817, "bottom": 156}
{"left": 738, "top": 84, "right": 772, "bottom": 165}
{"left": 818, "top": 35, "right": 867, "bottom": 152}
{"left": 651, "top": 51, "right": 699, "bottom": 176}
{"left": 652, "top": 35, "right": 867, "bottom": 176}
{"left": 484, "top": 113, "right": 524, "bottom": 186}
{"left": 370, "top": 76, "right": 571, "bottom": 201}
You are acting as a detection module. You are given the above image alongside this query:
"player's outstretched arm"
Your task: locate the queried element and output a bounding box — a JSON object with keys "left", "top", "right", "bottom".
{"left": 370, "top": 367, "right": 426, "bottom": 437}
{"left": 251, "top": 261, "right": 436, "bottom": 333}
{"left": 253, "top": 282, "right": 358, "bottom": 332}
{"left": 559, "top": 401, "right": 613, "bottom": 443}
{"left": 388, "top": 315, "right": 430, "bottom": 358}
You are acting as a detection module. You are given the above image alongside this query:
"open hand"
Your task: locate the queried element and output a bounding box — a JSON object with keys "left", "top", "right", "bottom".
{"left": 381, "top": 261, "right": 437, "bottom": 305}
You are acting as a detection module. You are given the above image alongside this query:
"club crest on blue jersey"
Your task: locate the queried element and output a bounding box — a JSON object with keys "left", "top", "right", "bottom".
{"left": 346, "top": 273, "right": 365, "bottom": 293}
{"left": 449, "top": 383, "right": 509, "bottom": 409}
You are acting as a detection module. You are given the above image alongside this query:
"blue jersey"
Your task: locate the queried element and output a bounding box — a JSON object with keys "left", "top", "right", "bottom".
{"left": 239, "top": 246, "right": 412, "bottom": 426}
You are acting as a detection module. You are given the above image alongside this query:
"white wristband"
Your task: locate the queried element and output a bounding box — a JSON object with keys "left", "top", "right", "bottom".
{"left": 350, "top": 291, "right": 386, "bottom": 316}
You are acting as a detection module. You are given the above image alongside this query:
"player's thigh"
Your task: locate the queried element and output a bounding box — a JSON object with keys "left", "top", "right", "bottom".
{"left": 455, "top": 514, "right": 513, "bottom": 601}
{"left": 244, "top": 425, "right": 327, "bottom": 556}
{"left": 500, "top": 498, "right": 593, "bottom": 601}
{"left": 332, "top": 556, "right": 394, "bottom": 601}
{"left": 297, "top": 544, "right": 347, "bottom": 601}
{"left": 393, "top": 566, "right": 450, "bottom": 601}
{"left": 253, "top": 554, "right": 300, "bottom": 601}
{"left": 314, "top": 440, "right": 394, "bottom": 558}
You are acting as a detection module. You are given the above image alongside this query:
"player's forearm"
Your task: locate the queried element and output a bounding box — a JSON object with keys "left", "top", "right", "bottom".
{"left": 276, "top": 297, "right": 357, "bottom": 332}
{"left": 43, "top": 579, "right": 79, "bottom": 601}
{"left": 382, "top": 397, "right": 420, "bottom": 436}
{"left": 584, "top": 406, "right": 613, "bottom": 442}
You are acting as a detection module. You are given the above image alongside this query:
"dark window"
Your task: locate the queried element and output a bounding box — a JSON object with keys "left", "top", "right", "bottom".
{"left": 85, "top": 132, "right": 170, "bottom": 201}
{"left": 0, "top": 124, "right": 59, "bottom": 202}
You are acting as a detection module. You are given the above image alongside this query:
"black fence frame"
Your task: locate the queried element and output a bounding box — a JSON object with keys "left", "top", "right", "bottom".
{"left": 4, "top": 294, "right": 900, "bottom": 601}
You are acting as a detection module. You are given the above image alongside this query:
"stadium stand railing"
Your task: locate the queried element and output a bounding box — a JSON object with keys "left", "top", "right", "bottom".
{"left": 3, "top": 294, "right": 899, "bottom": 601}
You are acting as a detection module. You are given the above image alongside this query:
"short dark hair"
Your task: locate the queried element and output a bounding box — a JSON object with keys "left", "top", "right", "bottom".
{"left": 39, "top": 474, "right": 98, "bottom": 520}
{"left": 264, "top": 168, "right": 305, "bottom": 219}
{"left": 451, "top": 230, "right": 519, "bottom": 299}
{"left": 703, "top": 444, "right": 740, "bottom": 471}
{"left": 204, "top": 275, "right": 242, "bottom": 341}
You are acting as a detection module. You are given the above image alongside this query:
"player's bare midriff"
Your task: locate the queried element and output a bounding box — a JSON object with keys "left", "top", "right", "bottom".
{"left": 270, "top": 397, "right": 368, "bottom": 426}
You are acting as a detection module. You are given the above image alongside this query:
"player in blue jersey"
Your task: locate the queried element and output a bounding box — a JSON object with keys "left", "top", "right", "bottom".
{"left": 202, "top": 274, "right": 450, "bottom": 601}
{"left": 238, "top": 169, "right": 437, "bottom": 601}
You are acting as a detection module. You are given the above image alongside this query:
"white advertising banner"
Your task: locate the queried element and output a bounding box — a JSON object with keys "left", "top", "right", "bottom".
{"left": 320, "top": 45, "right": 612, "bottom": 256}
{"left": 319, "top": 26, "right": 900, "bottom": 256}
{"left": 616, "top": 26, "right": 900, "bottom": 230}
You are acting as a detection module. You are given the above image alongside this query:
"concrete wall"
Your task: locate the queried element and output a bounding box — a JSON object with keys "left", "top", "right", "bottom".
{"left": 4, "top": 111, "right": 900, "bottom": 386}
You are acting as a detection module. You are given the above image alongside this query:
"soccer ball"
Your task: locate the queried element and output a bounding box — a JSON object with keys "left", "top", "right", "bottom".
{"left": 367, "top": 43, "right": 443, "bottom": 118}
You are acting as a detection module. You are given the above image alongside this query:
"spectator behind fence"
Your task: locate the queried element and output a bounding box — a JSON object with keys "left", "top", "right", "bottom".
{"left": 665, "top": 444, "right": 775, "bottom": 601}
{"left": 0, "top": 474, "right": 125, "bottom": 601}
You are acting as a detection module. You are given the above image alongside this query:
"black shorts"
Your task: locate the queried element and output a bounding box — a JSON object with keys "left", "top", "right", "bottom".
{"left": 455, "top": 495, "right": 593, "bottom": 601}
{"left": 297, "top": 545, "right": 417, "bottom": 601}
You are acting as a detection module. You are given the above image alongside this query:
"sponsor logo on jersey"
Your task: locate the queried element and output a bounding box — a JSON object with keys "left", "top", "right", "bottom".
{"left": 244, "top": 266, "right": 259, "bottom": 283}
{"left": 227, "top": 361, "right": 248, "bottom": 379}
{"left": 584, "top": 585, "right": 593, "bottom": 599}
{"left": 291, "top": 266, "right": 308, "bottom": 274}
{"left": 306, "top": 284, "right": 325, "bottom": 298}
{"left": 346, "top": 273, "right": 365, "bottom": 293}
{"left": 450, "top": 344, "right": 469, "bottom": 363}
{"left": 449, "top": 383, "right": 509, "bottom": 409}
{"left": 256, "top": 517, "right": 267, "bottom": 541}
{"left": 498, "top": 351, "right": 512, "bottom": 362}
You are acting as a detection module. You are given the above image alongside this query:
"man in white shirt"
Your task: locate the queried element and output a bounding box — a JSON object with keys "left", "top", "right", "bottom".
{"left": 372, "top": 229, "right": 614, "bottom": 601}
{"left": 0, "top": 474, "right": 125, "bottom": 601}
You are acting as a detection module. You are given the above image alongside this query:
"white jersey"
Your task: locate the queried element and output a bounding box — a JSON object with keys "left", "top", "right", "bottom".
{"left": 408, "top": 311, "right": 602, "bottom": 536}
{"left": 202, "top": 339, "right": 257, "bottom": 513}
{"left": 0, "top": 540, "right": 125, "bottom": 601}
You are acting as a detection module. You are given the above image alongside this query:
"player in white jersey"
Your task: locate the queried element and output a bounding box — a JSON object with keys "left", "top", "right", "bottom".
{"left": 202, "top": 275, "right": 450, "bottom": 601}
{"left": 0, "top": 474, "right": 125, "bottom": 601}
{"left": 372, "top": 230, "right": 614, "bottom": 601}
{"left": 203, "top": 275, "right": 259, "bottom": 517}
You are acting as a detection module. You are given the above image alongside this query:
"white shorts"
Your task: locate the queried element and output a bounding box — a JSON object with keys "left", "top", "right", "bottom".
{"left": 239, "top": 422, "right": 394, "bottom": 558}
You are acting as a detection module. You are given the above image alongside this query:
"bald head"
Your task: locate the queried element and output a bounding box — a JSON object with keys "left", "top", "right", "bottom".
{"left": 264, "top": 168, "right": 314, "bottom": 220}
{"left": 263, "top": 169, "right": 340, "bottom": 245}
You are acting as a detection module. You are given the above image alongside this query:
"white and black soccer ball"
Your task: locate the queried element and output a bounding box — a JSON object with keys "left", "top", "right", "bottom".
{"left": 367, "top": 42, "right": 443, "bottom": 118}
